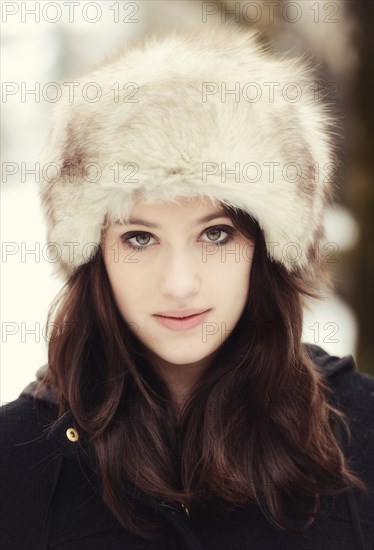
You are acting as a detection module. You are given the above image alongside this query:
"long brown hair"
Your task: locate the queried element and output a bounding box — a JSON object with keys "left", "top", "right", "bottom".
{"left": 42, "top": 205, "right": 367, "bottom": 539}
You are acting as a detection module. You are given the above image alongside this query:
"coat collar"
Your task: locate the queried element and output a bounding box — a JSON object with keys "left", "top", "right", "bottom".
{"left": 19, "top": 343, "right": 357, "bottom": 463}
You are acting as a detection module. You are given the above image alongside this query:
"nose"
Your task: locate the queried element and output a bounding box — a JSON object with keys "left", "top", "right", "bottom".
{"left": 159, "top": 249, "right": 200, "bottom": 299}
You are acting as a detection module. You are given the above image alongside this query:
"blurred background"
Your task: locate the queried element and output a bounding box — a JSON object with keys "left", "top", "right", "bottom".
{"left": 1, "top": 0, "right": 373, "bottom": 403}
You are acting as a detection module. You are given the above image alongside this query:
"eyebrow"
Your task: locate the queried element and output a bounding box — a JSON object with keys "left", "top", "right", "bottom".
{"left": 114, "top": 209, "right": 230, "bottom": 228}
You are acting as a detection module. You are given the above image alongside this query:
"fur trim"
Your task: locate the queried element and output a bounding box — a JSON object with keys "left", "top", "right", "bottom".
{"left": 39, "top": 25, "right": 337, "bottom": 280}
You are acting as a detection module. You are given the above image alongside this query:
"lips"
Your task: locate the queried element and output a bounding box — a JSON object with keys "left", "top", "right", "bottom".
{"left": 154, "top": 309, "right": 210, "bottom": 319}
{"left": 153, "top": 309, "right": 211, "bottom": 331}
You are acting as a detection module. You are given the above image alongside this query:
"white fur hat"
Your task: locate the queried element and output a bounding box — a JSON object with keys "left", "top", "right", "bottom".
{"left": 40, "top": 25, "right": 337, "bottom": 280}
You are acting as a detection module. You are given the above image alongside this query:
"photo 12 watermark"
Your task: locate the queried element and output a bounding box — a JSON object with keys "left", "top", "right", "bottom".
{"left": 1, "top": 161, "right": 140, "bottom": 184}
{"left": 201, "top": 81, "right": 339, "bottom": 104}
{"left": 1, "top": 320, "right": 140, "bottom": 344}
{"left": 201, "top": 1, "right": 340, "bottom": 25}
{"left": 200, "top": 320, "right": 340, "bottom": 345}
{"left": 1, "top": 1, "right": 140, "bottom": 24}
{"left": 1, "top": 81, "right": 140, "bottom": 104}
{"left": 201, "top": 161, "right": 337, "bottom": 185}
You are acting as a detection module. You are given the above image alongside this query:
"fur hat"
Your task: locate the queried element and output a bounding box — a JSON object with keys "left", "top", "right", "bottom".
{"left": 39, "top": 25, "right": 337, "bottom": 281}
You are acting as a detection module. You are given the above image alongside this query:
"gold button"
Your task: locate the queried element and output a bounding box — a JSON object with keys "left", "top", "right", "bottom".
{"left": 66, "top": 427, "right": 79, "bottom": 442}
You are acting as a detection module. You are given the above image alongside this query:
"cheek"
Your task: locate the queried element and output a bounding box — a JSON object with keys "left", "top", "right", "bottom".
{"left": 220, "top": 248, "right": 253, "bottom": 308}
{"left": 217, "top": 245, "right": 253, "bottom": 285}
{"left": 203, "top": 258, "right": 251, "bottom": 320}
{"left": 103, "top": 244, "right": 128, "bottom": 305}
{"left": 106, "top": 261, "right": 152, "bottom": 322}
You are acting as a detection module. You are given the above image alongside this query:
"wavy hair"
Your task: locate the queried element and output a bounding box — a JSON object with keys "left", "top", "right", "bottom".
{"left": 41, "top": 205, "right": 367, "bottom": 539}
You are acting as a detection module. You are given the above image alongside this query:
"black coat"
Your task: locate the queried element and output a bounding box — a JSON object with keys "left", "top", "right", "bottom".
{"left": 1, "top": 344, "right": 373, "bottom": 550}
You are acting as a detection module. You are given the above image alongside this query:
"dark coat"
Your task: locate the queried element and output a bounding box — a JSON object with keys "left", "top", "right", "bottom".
{"left": 1, "top": 344, "right": 373, "bottom": 550}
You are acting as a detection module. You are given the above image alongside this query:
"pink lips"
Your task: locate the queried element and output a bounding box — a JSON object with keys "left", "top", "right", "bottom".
{"left": 154, "top": 308, "right": 209, "bottom": 317}
{"left": 153, "top": 309, "right": 211, "bottom": 331}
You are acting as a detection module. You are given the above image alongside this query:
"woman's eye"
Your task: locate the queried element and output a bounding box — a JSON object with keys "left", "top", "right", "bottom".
{"left": 120, "top": 232, "right": 155, "bottom": 250}
{"left": 202, "top": 226, "right": 235, "bottom": 245}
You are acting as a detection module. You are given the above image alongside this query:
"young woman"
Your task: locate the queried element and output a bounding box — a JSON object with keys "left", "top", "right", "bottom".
{"left": 1, "top": 26, "right": 373, "bottom": 550}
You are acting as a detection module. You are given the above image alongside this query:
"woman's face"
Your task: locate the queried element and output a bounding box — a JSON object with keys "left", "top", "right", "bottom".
{"left": 102, "top": 197, "right": 254, "bottom": 372}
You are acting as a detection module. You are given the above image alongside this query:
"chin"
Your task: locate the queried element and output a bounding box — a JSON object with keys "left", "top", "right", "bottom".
{"left": 151, "top": 348, "right": 211, "bottom": 367}
{"left": 161, "top": 355, "right": 204, "bottom": 366}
